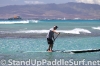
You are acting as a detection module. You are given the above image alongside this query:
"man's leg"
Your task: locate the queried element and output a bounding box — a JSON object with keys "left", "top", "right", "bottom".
{"left": 47, "top": 38, "right": 53, "bottom": 52}
{"left": 47, "top": 44, "right": 50, "bottom": 51}
{"left": 50, "top": 44, "right": 53, "bottom": 51}
{"left": 49, "top": 44, "right": 53, "bottom": 52}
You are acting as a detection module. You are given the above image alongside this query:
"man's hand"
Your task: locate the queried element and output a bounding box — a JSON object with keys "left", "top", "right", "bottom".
{"left": 58, "top": 32, "right": 60, "bottom": 34}
{"left": 57, "top": 32, "right": 60, "bottom": 35}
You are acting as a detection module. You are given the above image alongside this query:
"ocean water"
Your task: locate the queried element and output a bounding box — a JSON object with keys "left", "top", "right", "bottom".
{"left": 0, "top": 20, "right": 100, "bottom": 66}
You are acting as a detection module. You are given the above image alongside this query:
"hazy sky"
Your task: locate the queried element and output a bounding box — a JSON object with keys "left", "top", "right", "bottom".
{"left": 0, "top": 0, "right": 100, "bottom": 7}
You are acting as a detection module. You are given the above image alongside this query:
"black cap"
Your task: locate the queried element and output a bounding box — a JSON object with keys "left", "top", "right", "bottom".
{"left": 54, "top": 26, "right": 58, "bottom": 28}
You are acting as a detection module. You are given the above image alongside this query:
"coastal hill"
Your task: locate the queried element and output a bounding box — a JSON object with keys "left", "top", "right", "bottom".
{"left": 0, "top": 2, "right": 100, "bottom": 20}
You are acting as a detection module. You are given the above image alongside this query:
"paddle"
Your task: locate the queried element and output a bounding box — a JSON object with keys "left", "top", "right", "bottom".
{"left": 53, "top": 33, "right": 60, "bottom": 42}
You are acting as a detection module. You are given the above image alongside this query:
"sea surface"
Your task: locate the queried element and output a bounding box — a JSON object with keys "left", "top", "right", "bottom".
{"left": 0, "top": 20, "right": 100, "bottom": 66}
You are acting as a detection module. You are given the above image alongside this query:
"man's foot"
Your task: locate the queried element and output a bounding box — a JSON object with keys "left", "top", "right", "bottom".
{"left": 47, "top": 50, "right": 53, "bottom": 52}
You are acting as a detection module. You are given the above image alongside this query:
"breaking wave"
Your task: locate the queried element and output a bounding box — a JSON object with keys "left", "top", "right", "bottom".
{"left": 15, "top": 28, "right": 91, "bottom": 34}
{"left": 0, "top": 20, "right": 39, "bottom": 24}
{"left": 58, "top": 28, "right": 91, "bottom": 34}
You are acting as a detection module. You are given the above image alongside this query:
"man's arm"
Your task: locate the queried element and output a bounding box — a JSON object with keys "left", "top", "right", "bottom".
{"left": 52, "top": 30, "right": 60, "bottom": 34}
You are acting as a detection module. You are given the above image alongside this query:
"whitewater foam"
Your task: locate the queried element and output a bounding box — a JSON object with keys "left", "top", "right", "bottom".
{"left": 0, "top": 20, "right": 29, "bottom": 24}
{"left": 0, "top": 20, "right": 39, "bottom": 24}
{"left": 29, "top": 20, "right": 38, "bottom": 23}
{"left": 58, "top": 28, "right": 91, "bottom": 34}
{"left": 92, "top": 27, "right": 100, "bottom": 30}
{"left": 15, "top": 30, "right": 49, "bottom": 33}
{"left": 15, "top": 28, "right": 91, "bottom": 34}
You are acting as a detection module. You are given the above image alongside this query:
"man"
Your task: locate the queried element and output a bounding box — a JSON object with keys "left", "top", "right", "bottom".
{"left": 47, "top": 26, "right": 60, "bottom": 52}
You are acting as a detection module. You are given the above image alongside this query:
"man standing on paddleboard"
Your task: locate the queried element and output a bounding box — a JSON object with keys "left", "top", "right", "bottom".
{"left": 47, "top": 26, "right": 60, "bottom": 52}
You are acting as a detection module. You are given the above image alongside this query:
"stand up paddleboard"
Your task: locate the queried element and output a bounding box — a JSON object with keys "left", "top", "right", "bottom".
{"left": 54, "top": 49, "right": 100, "bottom": 53}
{"left": 69, "top": 49, "right": 100, "bottom": 53}
{"left": 23, "top": 49, "right": 100, "bottom": 53}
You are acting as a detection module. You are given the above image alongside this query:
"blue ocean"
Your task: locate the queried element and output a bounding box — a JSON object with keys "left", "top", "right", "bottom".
{"left": 0, "top": 20, "right": 100, "bottom": 66}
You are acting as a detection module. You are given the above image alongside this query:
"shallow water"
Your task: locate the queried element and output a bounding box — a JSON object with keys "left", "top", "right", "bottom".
{"left": 0, "top": 20, "right": 100, "bottom": 66}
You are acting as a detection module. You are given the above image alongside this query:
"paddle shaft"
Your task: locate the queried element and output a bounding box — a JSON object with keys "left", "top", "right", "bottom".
{"left": 53, "top": 33, "right": 60, "bottom": 42}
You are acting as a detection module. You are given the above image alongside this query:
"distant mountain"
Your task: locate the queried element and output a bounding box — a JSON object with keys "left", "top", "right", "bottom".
{"left": 0, "top": 2, "right": 100, "bottom": 19}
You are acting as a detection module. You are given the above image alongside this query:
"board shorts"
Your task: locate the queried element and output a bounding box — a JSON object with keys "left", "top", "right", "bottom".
{"left": 47, "top": 38, "right": 53, "bottom": 44}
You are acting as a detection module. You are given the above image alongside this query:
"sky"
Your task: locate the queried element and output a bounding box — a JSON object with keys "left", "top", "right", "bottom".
{"left": 0, "top": 0, "right": 100, "bottom": 7}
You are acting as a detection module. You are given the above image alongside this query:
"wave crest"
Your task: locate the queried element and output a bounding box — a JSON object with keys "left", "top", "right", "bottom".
{"left": 58, "top": 28, "right": 91, "bottom": 34}
{"left": 15, "top": 28, "right": 91, "bottom": 34}
{"left": 0, "top": 20, "right": 39, "bottom": 24}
